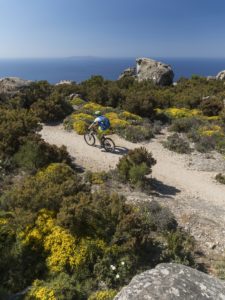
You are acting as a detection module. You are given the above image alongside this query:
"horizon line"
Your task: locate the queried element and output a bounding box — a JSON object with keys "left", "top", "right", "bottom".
{"left": 0, "top": 56, "right": 225, "bottom": 60}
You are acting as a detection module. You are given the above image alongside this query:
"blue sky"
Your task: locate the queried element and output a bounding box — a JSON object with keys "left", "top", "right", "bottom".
{"left": 0, "top": 0, "right": 225, "bottom": 58}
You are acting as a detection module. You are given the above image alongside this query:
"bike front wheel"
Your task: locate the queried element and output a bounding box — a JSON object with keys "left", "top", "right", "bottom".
{"left": 103, "top": 138, "right": 115, "bottom": 152}
{"left": 84, "top": 132, "right": 96, "bottom": 146}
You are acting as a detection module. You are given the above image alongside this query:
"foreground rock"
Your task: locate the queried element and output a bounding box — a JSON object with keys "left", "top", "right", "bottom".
{"left": 216, "top": 70, "right": 225, "bottom": 80}
{"left": 114, "top": 263, "right": 225, "bottom": 300}
{"left": 119, "top": 58, "right": 174, "bottom": 85}
{"left": 0, "top": 77, "right": 32, "bottom": 94}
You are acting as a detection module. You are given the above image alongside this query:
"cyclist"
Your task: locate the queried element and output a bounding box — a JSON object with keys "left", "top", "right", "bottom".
{"left": 88, "top": 111, "right": 111, "bottom": 146}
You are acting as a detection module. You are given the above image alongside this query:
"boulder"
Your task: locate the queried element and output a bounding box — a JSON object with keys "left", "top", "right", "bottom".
{"left": 114, "top": 263, "right": 225, "bottom": 300}
{"left": 216, "top": 71, "right": 225, "bottom": 80}
{"left": 0, "top": 77, "right": 32, "bottom": 94}
{"left": 118, "top": 67, "right": 136, "bottom": 80}
{"left": 136, "top": 58, "right": 174, "bottom": 85}
{"left": 118, "top": 58, "right": 174, "bottom": 86}
{"left": 55, "top": 80, "right": 75, "bottom": 85}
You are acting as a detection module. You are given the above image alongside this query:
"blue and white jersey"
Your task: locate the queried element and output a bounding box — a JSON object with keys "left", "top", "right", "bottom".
{"left": 94, "top": 116, "right": 110, "bottom": 130}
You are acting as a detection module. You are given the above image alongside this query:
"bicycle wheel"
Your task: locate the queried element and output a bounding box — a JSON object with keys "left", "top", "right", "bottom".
{"left": 84, "top": 132, "right": 96, "bottom": 146}
{"left": 103, "top": 138, "right": 115, "bottom": 152}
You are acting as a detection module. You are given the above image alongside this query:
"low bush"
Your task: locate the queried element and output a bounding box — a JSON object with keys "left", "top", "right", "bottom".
{"left": 69, "top": 97, "right": 86, "bottom": 107}
{"left": 88, "top": 290, "right": 117, "bottom": 300}
{"left": 117, "top": 147, "right": 156, "bottom": 186}
{"left": 13, "top": 137, "right": 71, "bottom": 172}
{"left": 195, "top": 135, "right": 217, "bottom": 153}
{"left": 85, "top": 171, "right": 108, "bottom": 185}
{"left": 169, "top": 117, "right": 203, "bottom": 133}
{"left": 118, "top": 125, "right": 154, "bottom": 143}
{"left": 73, "top": 120, "right": 88, "bottom": 135}
{"left": 163, "top": 134, "right": 192, "bottom": 154}
{"left": 215, "top": 259, "right": 225, "bottom": 280}
{"left": 158, "top": 108, "right": 201, "bottom": 120}
{"left": 215, "top": 173, "right": 225, "bottom": 185}
{"left": 199, "top": 97, "right": 223, "bottom": 116}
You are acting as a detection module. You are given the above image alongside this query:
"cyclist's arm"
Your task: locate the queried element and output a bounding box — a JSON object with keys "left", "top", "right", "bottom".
{"left": 88, "top": 121, "right": 98, "bottom": 130}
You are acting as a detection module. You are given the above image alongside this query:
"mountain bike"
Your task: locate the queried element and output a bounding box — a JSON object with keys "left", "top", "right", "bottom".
{"left": 84, "top": 129, "right": 115, "bottom": 152}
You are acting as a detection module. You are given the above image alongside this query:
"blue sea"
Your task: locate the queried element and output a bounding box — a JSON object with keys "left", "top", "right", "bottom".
{"left": 0, "top": 57, "right": 225, "bottom": 84}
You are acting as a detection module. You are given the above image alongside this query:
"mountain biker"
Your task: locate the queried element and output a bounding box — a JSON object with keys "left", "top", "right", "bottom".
{"left": 88, "top": 111, "right": 111, "bottom": 145}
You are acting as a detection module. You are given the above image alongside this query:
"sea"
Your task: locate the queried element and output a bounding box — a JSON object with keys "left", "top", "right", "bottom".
{"left": 0, "top": 57, "right": 225, "bottom": 84}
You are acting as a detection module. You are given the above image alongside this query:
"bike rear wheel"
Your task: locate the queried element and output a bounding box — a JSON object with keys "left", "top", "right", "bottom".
{"left": 103, "top": 138, "right": 115, "bottom": 152}
{"left": 84, "top": 132, "right": 96, "bottom": 146}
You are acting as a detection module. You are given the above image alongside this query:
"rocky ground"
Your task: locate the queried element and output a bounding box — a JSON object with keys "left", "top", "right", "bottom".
{"left": 41, "top": 124, "right": 225, "bottom": 263}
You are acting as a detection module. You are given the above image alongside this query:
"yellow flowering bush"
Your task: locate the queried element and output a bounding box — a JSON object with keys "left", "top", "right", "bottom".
{"left": 204, "top": 115, "right": 221, "bottom": 121}
{"left": 119, "top": 111, "right": 142, "bottom": 121}
{"left": 73, "top": 120, "right": 88, "bottom": 134}
{"left": 157, "top": 107, "right": 202, "bottom": 119}
{"left": 36, "top": 163, "right": 74, "bottom": 181}
{"left": 85, "top": 171, "right": 108, "bottom": 185}
{"left": 88, "top": 289, "right": 117, "bottom": 300}
{"left": 70, "top": 113, "right": 93, "bottom": 134}
{"left": 0, "top": 218, "right": 8, "bottom": 226}
{"left": 72, "top": 113, "right": 93, "bottom": 121}
{"left": 82, "top": 102, "right": 104, "bottom": 113}
{"left": 110, "top": 118, "right": 129, "bottom": 129}
{"left": 199, "top": 125, "right": 224, "bottom": 137}
{"left": 70, "top": 97, "right": 86, "bottom": 106}
{"left": 26, "top": 280, "right": 56, "bottom": 300}
{"left": 20, "top": 209, "right": 108, "bottom": 274}
{"left": 105, "top": 112, "right": 119, "bottom": 120}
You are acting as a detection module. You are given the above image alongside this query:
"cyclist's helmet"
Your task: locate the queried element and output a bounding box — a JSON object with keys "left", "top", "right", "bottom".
{"left": 94, "top": 111, "right": 101, "bottom": 116}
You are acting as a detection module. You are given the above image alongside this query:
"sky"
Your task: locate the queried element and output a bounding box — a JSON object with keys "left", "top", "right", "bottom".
{"left": 0, "top": 0, "right": 225, "bottom": 58}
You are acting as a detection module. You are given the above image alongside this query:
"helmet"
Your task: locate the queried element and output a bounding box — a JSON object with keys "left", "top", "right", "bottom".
{"left": 94, "top": 111, "right": 101, "bottom": 116}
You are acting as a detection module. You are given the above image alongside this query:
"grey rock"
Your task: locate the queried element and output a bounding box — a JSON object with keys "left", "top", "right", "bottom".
{"left": 136, "top": 58, "right": 174, "bottom": 85}
{"left": 0, "top": 77, "right": 32, "bottom": 94}
{"left": 118, "top": 67, "right": 136, "bottom": 80}
{"left": 114, "top": 263, "right": 225, "bottom": 300}
{"left": 216, "top": 70, "right": 225, "bottom": 80}
{"left": 55, "top": 80, "right": 75, "bottom": 85}
{"left": 118, "top": 58, "right": 174, "bottom": 86}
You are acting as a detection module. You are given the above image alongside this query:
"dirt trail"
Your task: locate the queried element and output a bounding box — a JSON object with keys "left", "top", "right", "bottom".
{"left": 41, "top": 124, "right": 225, "bottom": 255}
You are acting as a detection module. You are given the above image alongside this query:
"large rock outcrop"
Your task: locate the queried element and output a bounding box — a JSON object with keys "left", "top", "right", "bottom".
{"left": 114, "top": 263, "right": 225, "bottom": 300}
{"left": 118, "top": 58, "right": 174, "bottom": 86}
{"left": 216, "top": 70, "right": 225, "bottom": 80}
{"left": 0, "top": 77, "right": 32, "bottom": 94}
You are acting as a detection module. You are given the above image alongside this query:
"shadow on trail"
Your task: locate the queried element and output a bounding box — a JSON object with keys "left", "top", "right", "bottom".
{"left": 99, "top": 145, "right": 129, "bottom": 155}
{"left": 150, "top": 178, "right": 181, "bottom": 198}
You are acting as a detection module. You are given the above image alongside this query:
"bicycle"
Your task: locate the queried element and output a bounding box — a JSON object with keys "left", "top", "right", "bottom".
{"left": 84, "top": 129, "right": 115, "bottom": 152}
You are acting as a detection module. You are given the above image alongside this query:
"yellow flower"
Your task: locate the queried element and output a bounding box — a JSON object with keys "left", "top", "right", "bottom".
{"left": 73, "top": 120, "right": 88, "bottom": 134}
{"left": 88, "top": 290, "right": 117, "bottom": 300}
{"left": 119, "top": 111, "right": 142, "bottom": 121}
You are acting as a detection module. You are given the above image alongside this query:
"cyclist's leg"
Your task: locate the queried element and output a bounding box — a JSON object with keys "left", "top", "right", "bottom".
{"left": 97, "top": 128, "right": 105, "bottom": 146}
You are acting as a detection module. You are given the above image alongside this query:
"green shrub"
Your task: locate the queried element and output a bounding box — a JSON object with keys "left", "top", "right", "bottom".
{"left": 118, "top": 125, "right": 154, "bottom": 142}
{"left": 215, "top": 173, "right": 225, "bottom": 185}
{"left": 139, "top": 201, "right": 177, "bottom": 231}
{"left": 169, "top": 117, "right": 202, "bottom": 133}
{"left": 215, "top": 259, "right": 225, "bottom": 280}
{"left": 163, "top": 134, "right": 192, "bottom": 154}
{"left": 195, "top": 135, "right": 217, "bottom": 153}
{"left": 216, "top": 138, "right": 225, "bottom": 154}
{"left": 13, "top": 137, "right": 71, "bottom": 172}
{"left": 199, "top": 97, "right": 223, "bottom": 116}
{"left": 163, "top": 229, "right": 195, "bottom": 265}
{"left": 117, "top": 147, "right": 156, "bottom": 185}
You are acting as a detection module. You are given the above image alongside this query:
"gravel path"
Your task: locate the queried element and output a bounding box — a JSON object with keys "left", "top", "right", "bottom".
{"left": 41, "top": 124, "right": 225, "bottom": 255}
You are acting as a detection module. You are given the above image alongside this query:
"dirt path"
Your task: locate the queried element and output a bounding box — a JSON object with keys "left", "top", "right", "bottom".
{"left": 41, "top": 124, "right": 225, "bottom": 255}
